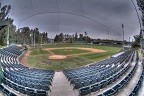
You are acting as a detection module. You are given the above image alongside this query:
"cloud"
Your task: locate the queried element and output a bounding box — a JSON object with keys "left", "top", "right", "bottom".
{"left": 1, "top": 0, "right": 140, "bottom": 40}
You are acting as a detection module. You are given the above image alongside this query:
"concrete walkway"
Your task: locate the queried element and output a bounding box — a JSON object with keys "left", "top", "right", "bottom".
{"left": 0, "top": 91, "right": 5, "bottom": 96}
{"left": 49, "top": 72, "right": 79, "bottom": 96}
{"left": 137, "top": 80, "right": 144, "bottom": 96}
{"left": 116, "top": 61, "right": 142, "bottom": 96}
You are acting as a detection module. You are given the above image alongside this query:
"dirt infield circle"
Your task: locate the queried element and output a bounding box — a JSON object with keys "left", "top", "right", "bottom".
{"left": 49, "top": 55, "right": 67, "bottom": 59}
{"left": 44, "top": 47, "right": 106, "bottom": 60}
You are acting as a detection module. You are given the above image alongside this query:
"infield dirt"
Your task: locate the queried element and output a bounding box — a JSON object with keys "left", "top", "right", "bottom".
{"left": 43, "top": 47, "right": 106, "bottom": 60}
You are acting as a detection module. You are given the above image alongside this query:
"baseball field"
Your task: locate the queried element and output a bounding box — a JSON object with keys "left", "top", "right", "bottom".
{"left": 21, "top": 44, "right": 121, "bottom": 70}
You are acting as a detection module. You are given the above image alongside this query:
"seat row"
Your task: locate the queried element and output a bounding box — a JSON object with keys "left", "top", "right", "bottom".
{"left": 64, "top": 51, "right": 134, "bottom": 90}
{"left": 2, "top": 78, "right": 48, "bottom": 96}
{"left": 79, "top": 60, "right": 133, "bottom": 95}
{"left": 3, "top": 46, "right": 22, "bottom": 56}
{"left": 129, "top": 60, "right": 144, "bottom": 96}
{"left": 0, "top": 84, "right": 17, "bottom": 96}
{"left": 0, "top": 45, "right": 55, "bottom": 96}
{"left": 97, "top": 53, "right": 138, "bottom": 96}
{"left": 71, "top": 63, "right": 125, "bottom": 89}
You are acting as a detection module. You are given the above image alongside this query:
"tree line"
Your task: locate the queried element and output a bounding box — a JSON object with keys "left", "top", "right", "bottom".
{"left": 16, "top": 27, "right": 48, "bottom": 44}
{"left": 0, "top": 3, "right": 92, "bottom": 45}
{"left": 0, "top": 3, "right": 48, "bottom": 45}
{"left": 0, "top": 25, "right": 49, "bottom": 45}
{"left": 54, "top": 31, "right": 92, "bottom": 43}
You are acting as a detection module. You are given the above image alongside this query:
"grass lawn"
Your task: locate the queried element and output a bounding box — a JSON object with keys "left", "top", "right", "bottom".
{"left": 27, "top": 55, "right": 92, "bottom": 70}
{"left": 79, "top": 46, "right": 121, "bottom": 62}
{"left": 30, "top": 47, "right": 49, "bottom": 55}
{"left": 27, "top": 44, "right": 121, "bottom": 70}
{"left": 0, "top": 45, "right": 5, "bottom": 48}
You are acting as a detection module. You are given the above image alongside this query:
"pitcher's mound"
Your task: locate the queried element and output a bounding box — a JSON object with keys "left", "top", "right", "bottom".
{"left": 49, "top": 55, "right": 67, "bottom": 60}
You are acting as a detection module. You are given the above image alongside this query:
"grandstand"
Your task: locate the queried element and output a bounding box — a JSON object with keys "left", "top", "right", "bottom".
{"left": 0, "top": 46, "right": 54, "bottom": 96}
{"left": 0, "top": 45, "right": 142, "bottom": 96}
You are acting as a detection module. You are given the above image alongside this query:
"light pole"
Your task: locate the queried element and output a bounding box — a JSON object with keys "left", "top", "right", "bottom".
{"left": 33, "top": 29, "right": 36, "bottom": 48}
{"left": 107, "top": 27, "right": 110, "bottom": 57}
{"left": 129, "top": 37, "right": 131, "bottom": 48}
{"left": 30, "top": 34, "right": 33, "bottom": 44}
{"left": 7, "top": 25, "right": 10, "bottom": 47}
{"left": 122, "top": 24, "right": 124, "bottom": 51}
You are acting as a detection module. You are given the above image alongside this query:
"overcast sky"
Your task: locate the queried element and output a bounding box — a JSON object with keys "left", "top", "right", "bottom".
{"left": 1, "top": 0, "right": 141, "bottom": 40}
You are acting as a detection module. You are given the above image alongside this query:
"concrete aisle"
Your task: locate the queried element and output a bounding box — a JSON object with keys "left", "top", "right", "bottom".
{"left": 116, "top": 61, "right": 143, "bottom": 96}
{"left": 137, "top": 80, "right": 144, "bottom": 96}
{"left": 49, "top": 72, "right": 79, "bottom": 96}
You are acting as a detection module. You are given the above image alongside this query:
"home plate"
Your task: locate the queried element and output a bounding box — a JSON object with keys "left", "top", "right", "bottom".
{"left": 49, "top": 55, "right": 67, "bottom": 60}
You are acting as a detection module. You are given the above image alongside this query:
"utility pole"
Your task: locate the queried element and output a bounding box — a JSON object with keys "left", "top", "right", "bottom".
{"left": 122, "top": 24, "right": 124, "bottom": 51}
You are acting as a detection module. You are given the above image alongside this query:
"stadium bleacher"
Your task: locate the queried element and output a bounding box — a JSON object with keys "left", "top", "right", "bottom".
{"left": 0, "top": 46, "right": 55, "bottom": 96}
{"left": 97, "top": 53, "right": 139, "bottom": 96}
{"left": 0, "top": 45, "right": 143, "bottom": 96}
{"left": 63, "top": 50, "right": 138, "bottom": 95}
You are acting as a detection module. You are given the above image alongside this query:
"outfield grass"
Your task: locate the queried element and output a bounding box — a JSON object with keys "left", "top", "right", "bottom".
{"left": 30, "top": 47, "right": 49, "bottom": 55}
{"left": 79, "top": 46, "right": 120, "bottom": 61}
{"left": 27, "top": 44, "right": 121, "bottom": 70}
{"left": 41, "top": 44, "right": 84, "bottom": 48}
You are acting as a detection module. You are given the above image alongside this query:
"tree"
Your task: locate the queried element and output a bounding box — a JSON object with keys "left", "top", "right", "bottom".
{"left": 54, "top": 35, "right": 60, "bottom": 42}
{"left": 131, "top": 42, "right": 141, "bottom": 48}
{"left": 41, "top": 32, "right": 48, "bottom": 43}
{"left": 0, "top": 3, "right": 11, "bottom": 20}
{"left": 9, "top": 24, "right": 16, "bottom": 43}
{"left": 20, "top": 27, "right": 31, "bottom": 44}
{"left": 131, "top": 31, "right": 142, "bottom": 48}
{"left": 79, "top": 34, "right": 83, "bottom": 41}
{"left": 133, "top": 31, "right": 143, "bottom": 43}
{"left": 34, "top": 28, "right": 40, "bottom": 44}
{"left": 75, "top": 33, "right": 78, "bottom": 41}
{"left": 0, "top": 28, "right": 7, "bottom": 45}
{"left": 59, "top": 33, "right": 64, "bottom": 42}
{"left": 0, "top": 3, "right": 12, "bottom": 45}
{"left": 54, "top": 33, "right": 64, "bottom": 43}
{"left": 86, "top": 36, "right": 92, "bottom": 43}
